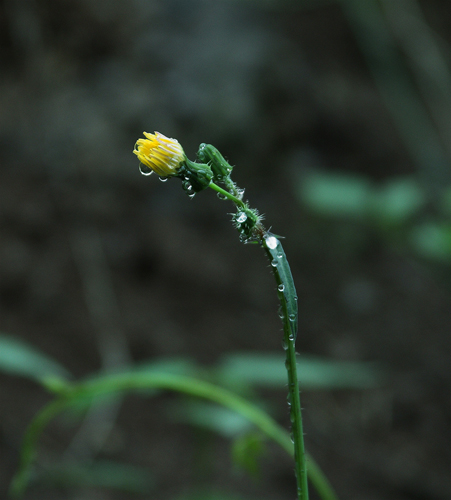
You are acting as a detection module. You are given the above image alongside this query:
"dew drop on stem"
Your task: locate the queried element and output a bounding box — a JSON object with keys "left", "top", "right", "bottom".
{"left": 236, "top": 212, "right": 247, "bottom": 223}
{"left": 265, "top": 235, "right": 278, "bottom": 249}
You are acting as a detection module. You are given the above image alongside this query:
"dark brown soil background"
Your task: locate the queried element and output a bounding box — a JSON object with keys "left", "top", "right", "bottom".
{"left": 0, "top": 1, "right": 450, "bottom": 499}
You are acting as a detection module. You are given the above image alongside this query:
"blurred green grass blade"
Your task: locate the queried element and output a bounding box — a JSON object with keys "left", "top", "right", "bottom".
{"left": 0, "top": 334, "right": 70, "bottom": 382}
{"left": 130, "top": 356, "right": 199, "bottom": 376}
{"left": 299, "top": 170, "right": 371, "bottom": 218}
{"left": 170, "top": 401, "right": 253, "bottom": 437}
{"left": 39, "top": 460, "right": 153, "bottom": 493}
{"left": 232, "top": 432, "right": 265, "bottom": 478}
{"left": 11, "top": 372, "right": 339, "bottom": 500}
{"left": 217, "top": 352, "right": 383, "bottom": 389}
{"left": 370, "top": 177, "right": 425, "bottom": 223}
{"left": 299, "top": 171, "right": 427, "bottom": 226}
{"left": 411, "top": 222, "right": 451, "bottom": 261}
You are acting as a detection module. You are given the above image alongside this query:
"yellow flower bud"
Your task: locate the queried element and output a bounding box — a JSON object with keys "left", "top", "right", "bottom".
{"left": 133, "top": 131, "right": 185, "bottom": 177}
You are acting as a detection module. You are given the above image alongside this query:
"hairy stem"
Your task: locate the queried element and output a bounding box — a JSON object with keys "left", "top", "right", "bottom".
{"left": 209, "top": 180, "right": 309, "bottom": 500}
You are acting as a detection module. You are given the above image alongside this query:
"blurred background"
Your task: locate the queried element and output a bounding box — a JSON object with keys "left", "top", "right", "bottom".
{"left": 0, "top": 0, "right": 450, "bottom": 499}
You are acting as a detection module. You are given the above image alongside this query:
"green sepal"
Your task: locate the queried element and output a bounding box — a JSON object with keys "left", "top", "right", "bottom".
{"left": 197, "top": 143, "right": 233, "bottom": 183}
{"left": 179, "top": 159, "right": 213, "bottom": 194}
{"left": 233, "top": 207, "right": 261, "bottom": 242}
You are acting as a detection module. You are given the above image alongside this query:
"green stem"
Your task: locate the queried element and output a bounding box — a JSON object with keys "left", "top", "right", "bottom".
{"left": 263, "top": 234, "right": 308, "bottom": 500}
{"left": 208, "top": 182, "right": 245, "bottom": 208}
{"left": 209, "top": 179, "right": 309, "bottom": 500}
{"left": 9, "top": 397, "right": 71, "bottom": 497}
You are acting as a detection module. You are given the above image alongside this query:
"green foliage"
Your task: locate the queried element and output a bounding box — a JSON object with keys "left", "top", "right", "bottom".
{"left": 232, "top": 432, "right": 265, "bottom": 478}
{"left": 298, "top": 170, "right": 451, "bottom": 263}
{"left": 0, "top": 334, "right": 70, "bottom": 383}
{"left": 370, "top": 177, "right": 425, "bottom": 225}
{"left": 411, "top": 222, "right": 451, "bottom": 262}
{"left": 299, "top": 171, "right": 426, "bottom": 224}
{"left": 300, "top": 171, "right": 372, "bottom": 219}
{"left": 218, "top": 352, "right": 383, "bottom": 390}
{"left": 6, "top": 343, "right": 346, "bottom": 499}
{"left": 171, "top": 401, "right": 253, "bottom": 437}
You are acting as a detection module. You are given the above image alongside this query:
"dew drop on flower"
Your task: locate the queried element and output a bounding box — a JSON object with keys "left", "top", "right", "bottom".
{"left": 278, "top": 284, "right": 285, "bottom": 292}
{"left": 265, "top": 235, "right": 278, "bottom": 249}
{"left": 159, "top": 176, "right": 168, "bottom": 182}
{"left": 271, "top": 259, "right": 278, "bottom": 267}
{"left": 139, "top": 164, "right": 153, "bottom": 176}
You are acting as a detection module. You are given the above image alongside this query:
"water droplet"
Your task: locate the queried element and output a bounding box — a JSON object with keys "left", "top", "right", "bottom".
{"left": 139, "top": 164, "right": 153, "bottom": 176}
{"left": 271, "top": 259, "right": 278, "bottom": 267}
{"left": 236, "top": 212, "right": 247, "bottom": 224}
{"left": 289, "top": 313, "right": 296, "bottom": 322}
{"left": 188, "top": 193, "right": 196, "bottom": 199}
{"left": 265, "top": 235, "right": 277, "bottom": 249}
{"left": 217, "top": 192, "right": 228, "bottom": 200}
{"left": 236, "top": 188, "right": 245, "bottom": 199}
{"left": 282, "top": 340, "right": 288, "bottom": 351}
{"left": 278, "top": 284, "right": 285, "bottom": 292}
{"left": 239, "top": 233, "right": 250, "bottom": 244}
{"left": 277, "top": 252, "right": 283, "bottom": 259}
{"left": 159, "top": 176, "right": 168, "bottom": 182}
{"left": 288, "top": 333, "right": 294, "bottom": 341}
{"left": 290, "top": 432, "right": 295, "bottom": 443}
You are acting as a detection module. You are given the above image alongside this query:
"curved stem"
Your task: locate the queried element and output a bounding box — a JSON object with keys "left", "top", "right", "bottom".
{"left": 208, "top": 182, "right": 245, "bottom": 208}
{"left": 209, "top": 179, "right": 309, "bottom": 500}
{"left": 9, "top": 397, "right": 71, "bottom": 497}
